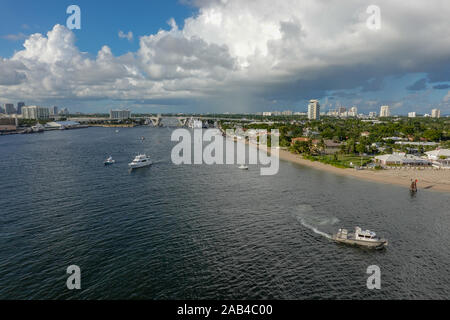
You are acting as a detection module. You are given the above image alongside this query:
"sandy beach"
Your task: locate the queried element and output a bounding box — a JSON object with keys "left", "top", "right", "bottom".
{"left": 244, "top": 139, "right": 450, "bottom": 193}
{"left": 274, "top": 148, "right": 450, "bottom": 193}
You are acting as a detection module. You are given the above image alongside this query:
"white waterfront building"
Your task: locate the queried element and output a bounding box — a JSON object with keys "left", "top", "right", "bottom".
{"left": 110, "top": 109, "right": 131, "bottom": 120}
{"left": 22, "top": 106, "right": 50, "bottom": 120}
{"left": 425, "top": 149, "right": 450, "bottom": 168}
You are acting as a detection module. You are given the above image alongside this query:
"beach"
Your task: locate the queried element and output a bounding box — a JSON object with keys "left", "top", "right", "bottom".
{"left": 241, "top": 138, "right": 450, "bottom": 193}
{"left": 275, "top": 147, "right": 450, "bottom": 193}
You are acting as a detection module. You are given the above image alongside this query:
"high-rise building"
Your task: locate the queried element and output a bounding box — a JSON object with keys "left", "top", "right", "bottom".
{"left": 337, "top": 107, "right": 347, "bottom": 116}
{"left": 380, "top": 106, "right": 391, "bottom": 117}
{"left": 22, "top": 106, "right": 50, "bottom": 120}
{"left": 369, "top": 112, "right": 377, "bottom": 118}
{"left": 58, "top": 108, "right": 69, "bottom": 116}
{"left": 110, "top": 109, "right": 131, "bottom": 120}
{"left": 431, "top": 109, "right": 441, "bottom": 118}
{"left": 49, "top": 106, "right": 58, "bottom": 116}
{"left": 5, "top": 103, "right": 16, "bottom": 114}
{"left": 348, "top": 106, "right": 358, "bottom": 117}
{"left": 17, "top": 102, "right": 25, "bottom": 114}
{"left": 308, "top": 100, "right": 320, "bottom": 120}
{"left": 408, "top": 112, "right": 416, "bottom": 118}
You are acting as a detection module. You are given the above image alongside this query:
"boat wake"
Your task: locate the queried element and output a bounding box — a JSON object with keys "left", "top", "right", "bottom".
{"left": 294, "top": 204, "right": 339, "bottom": 240}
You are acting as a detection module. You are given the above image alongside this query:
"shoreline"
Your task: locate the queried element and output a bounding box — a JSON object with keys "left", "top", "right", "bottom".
{"left": 250, "top": 141, "right": 450, "bottom": 193}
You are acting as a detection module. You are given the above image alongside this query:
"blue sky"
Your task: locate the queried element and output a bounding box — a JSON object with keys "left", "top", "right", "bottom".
{"left": 0, "top": 0, "right": 195, "bottom": 57}
{"left": 0, "top": 0, "right": 449, "bottom": 114}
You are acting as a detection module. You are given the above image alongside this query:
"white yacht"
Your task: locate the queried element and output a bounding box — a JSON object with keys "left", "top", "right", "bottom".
{"left": 238, "top": 165, "right": 249, "bottom": 170}
{"left": 332, "top": 227, "right": 388, "bottom": 249}
{"left": 128, "top": 154, "right": 152, "bottom": 169}
{"left": 104, "top": 156, "right": 115, "bottom": 165}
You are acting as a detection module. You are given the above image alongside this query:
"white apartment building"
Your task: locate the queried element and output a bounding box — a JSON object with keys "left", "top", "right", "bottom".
{"left": 348, "top": 106, "right": 358, "bottom": 117}
{"left": 110, "top": 109, "right": 131, "bottom": 119}
{"left": 308, "top": 100, "right": 320, "bottom": 120}
{"left": 408, "top": 112, "right": 416, "bottom": 118}
{"left": 22, "top": 106, "right": 50, "bottom": 120}
{"left": 380, "top": 105, "right": 391, "bottom": 117}
{"left": 431, "top": 109, "right": 441, "bottom": 118}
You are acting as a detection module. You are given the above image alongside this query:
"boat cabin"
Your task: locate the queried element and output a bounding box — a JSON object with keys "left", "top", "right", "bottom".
{"left": 354, "top": 227, "right": 377, "bottom": 241}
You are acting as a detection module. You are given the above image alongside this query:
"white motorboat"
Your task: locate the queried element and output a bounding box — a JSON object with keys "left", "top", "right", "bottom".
{"left": 332, "top": 227, "right": 388, "bottom": 249}
{"left": 238, "top": 165, "right": 249, "bottom": 170}
{"left": 128, "top": 154, "right": 152, "bottom": 169}
{"left": 104, "top": 156, "right": 115, "bottom": 165}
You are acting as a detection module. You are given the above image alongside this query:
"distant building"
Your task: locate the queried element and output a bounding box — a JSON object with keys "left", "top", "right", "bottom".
{"left": 282, "top": 110, "right": 293, "bottom": 116}
{"left": 431, "top": 109, "right": 441, "bottom": 118}
{"left": 369, "top": 112, "right": 377, "bottom": 118}
{"left": 408, "top": 112, "right": 416, "bottom": 118}
{"left": 380, "top": 106, "right": 390, "bottom": 117}
{"left": 59, "top": 108, "right": 69, "bottom": 116}
{"left": 375, "top": 153, "right": 431, "bottom": 166}
{"left": 262, "top": 112, "right": 272, "bottom": 116}
{"left": 22, "top": 106, "right": 50, "bottom": 120}
{"left": 308, "top": 100, "right": 320, "bottom": 120}
{"left": 337, "top": 107, "right": 346, "bottom": 116}
{"left": 348, "top": 106, "right": 358, "bottom": 117}
{"left": 5, "top": 103, "right": 15, "bottom": 114}
{"left": 49, "top": 106, "right": 59, "bottom": 116}
{"left": 0, "top": 118, "right": 18, "bottom": 131}
{"left": 323, "top": 140, "right": 342, "bottom": 154}
{"left": 110, "top": 109, "right": 131, "bottom": 119}
{"left": 17, "top": 102, "right": 25, "bottom": 114}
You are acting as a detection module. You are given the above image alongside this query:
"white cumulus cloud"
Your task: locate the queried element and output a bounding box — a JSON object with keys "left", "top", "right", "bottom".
{"left": 0, "top": 0, "right": 450, "bottom": 113}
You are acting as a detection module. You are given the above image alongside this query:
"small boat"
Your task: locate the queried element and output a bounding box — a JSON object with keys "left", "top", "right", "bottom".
{"left": 128, "top": 154, "right": 152, "bottom": 169}
{"left": 332, "top": 227, "right": 388, "bottom": 249}
{"left": 238, "top": 165, "right": 249, "bottom": 170}
{"left": 104, "top": 156, "right": 115, "bottom": 165}
{"left": 115, "top": 129, "right": 119, "bottom": 133}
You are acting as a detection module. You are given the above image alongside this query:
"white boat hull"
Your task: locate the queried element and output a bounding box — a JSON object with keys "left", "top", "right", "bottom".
{"left": 128, "top": 161, "right": 152, "bottom": 169}
{"left": 332, "top": 235, "right": 388, "bottom": 249}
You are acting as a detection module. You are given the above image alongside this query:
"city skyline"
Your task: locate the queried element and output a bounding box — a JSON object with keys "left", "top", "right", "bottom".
{"left": 1, "top": 1, "right": 450, "bottom": 115}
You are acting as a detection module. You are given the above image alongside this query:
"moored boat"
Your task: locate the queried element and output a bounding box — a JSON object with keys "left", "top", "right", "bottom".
{"left": 104, "top": 156, "right": 115, "bottom": 165}
{"left": 128, "top": 154, "right": 152, "bottom": 169}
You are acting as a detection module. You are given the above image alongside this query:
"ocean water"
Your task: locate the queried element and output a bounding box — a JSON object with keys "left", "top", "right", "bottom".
{"left": 1, "top": 126, "right": 450, "bottom": 299}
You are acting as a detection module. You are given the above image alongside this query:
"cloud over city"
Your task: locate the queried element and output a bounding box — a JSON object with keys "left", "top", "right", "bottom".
{"left": 1, "top": 0, "right": 450, "bottom": 113}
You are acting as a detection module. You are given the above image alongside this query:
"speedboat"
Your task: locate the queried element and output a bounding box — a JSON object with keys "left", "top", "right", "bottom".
{"left": 238, "top": 165, "right": 249, "bottom": 170}
{"left": 128, "top": 154, "right": 152, "bottom": 169}
{"left": 332, "top": 227, "right": 388, "bottom": 249}
{"left": 104, "top": 156, "right": 115, "bottom": 165}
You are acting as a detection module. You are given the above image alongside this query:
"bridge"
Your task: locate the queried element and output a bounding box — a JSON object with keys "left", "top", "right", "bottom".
{"left": 68, "top": 115, "right": 268, "bottom": 127}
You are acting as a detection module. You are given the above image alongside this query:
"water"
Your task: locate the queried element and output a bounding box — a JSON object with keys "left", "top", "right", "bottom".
{"left": 1, "top": 127, "right": 450, "bottom": 299}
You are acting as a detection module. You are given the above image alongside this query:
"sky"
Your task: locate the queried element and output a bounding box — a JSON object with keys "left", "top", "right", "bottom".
{"left": 1, "top": 0, "right": 450, "bottom": 115}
